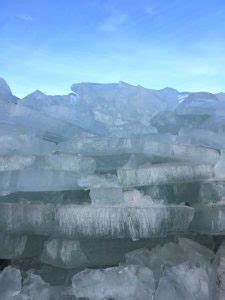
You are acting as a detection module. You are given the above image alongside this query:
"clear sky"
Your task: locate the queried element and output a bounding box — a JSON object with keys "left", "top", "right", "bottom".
{"left": 0, "top": 0, "right": 225, "bottom": 97}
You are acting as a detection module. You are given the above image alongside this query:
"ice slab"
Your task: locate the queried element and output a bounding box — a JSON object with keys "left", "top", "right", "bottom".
{"left": 126, "top": 238, "right": 214, "bottom": 281}
{"left": 57, "top": 136, "right": 219, "bottom": 165}
{"left": 90, "top": 187, "right": 124, "bottom": 205}
{"left": 0, "top": 267, "right": 21, "bottom": 299}
{"left": 190, "top": 203, "right": 225, "bottom": 234}
{"left": 0, "top": 134, "right": 55, "bottom": 156}
{"left": 0, "top": 169, "right": 110, "bottom": 196}
{"left": 56, "top": 205, "right": 194, "bottom": 240}
{"left": 117, "top": 162, "right": 213, "bottom": 187}
{"left": 0, "top": 267, "right": 67, "bottom": 300}
{"left": 34, "top": 152, "right": 96, "bottom": 173}
{"left": 179, "top": 128, "right": 225, "bottom": 150}
{"left": 214, "top": 150, "right": 225, "bottom": 179}
{"left": 145, "top": 182, "right": 200, "bottom": 204}
{"left": 0, "top": 190, "right": 91, "bottom": 205}
{"left": 0, "top": 155, "right": 35, "bottom": 171}
{"left": 0, "top": 203, "right": 194, "bottom": 239}
{"left": 155, "top": 262, "right": 216, "bottom": 300}
{"left": 213, "top": 241, "right": 225, "bottom": 299}
{"left": 0, "top": 170, "right": 81, "bottom": 195}
{"left": 143, "top": 140, "right": 219, "bottom": 165}
{"left": 123, "top": 189, "right": 164, "bottom": 206}
{"left": 79, "top": 237, "right": 176, "bottom": 268}
{"left": 0, "top": 232, "right": 27, "bottom": 259}
{"left": 199, "top": 180, "right": 225, "bottom": 203}
{"left": 41, "top": 238, "right": 88, "bottom": 268}
{"left": 71, "top": 264, "right": 155, "bottom": 300}
{"left": 126, "top": 243, "right": 185, "bottom": 281}
{"left": 0, "top": 153, "right": 95, "bottom": 173}
{"left": 178, "top": 237, "right": 214, "bottom": 263}
{"left": 0, "top": 77, "right": 17, "bottom": 104}
{"left": 0, "top": 103, "right": 92, "bottom": 142}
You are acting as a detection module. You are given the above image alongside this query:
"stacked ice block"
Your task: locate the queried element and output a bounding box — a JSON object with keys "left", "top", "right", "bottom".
{"left": 1, "top": 78, "right": 225, "bottom": 299}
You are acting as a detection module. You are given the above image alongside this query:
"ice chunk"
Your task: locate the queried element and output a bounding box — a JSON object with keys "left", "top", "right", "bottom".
{"left": 17, "top": 272, "right": 67, "bottom": 300}
{"left": 126, "top": 239, "right": 214, "bottom": 282}
{"left": 0, "top": 169, "right": 81, "bottom": 195}
{"left": 0, "top": 134, "right": 55, "bottom": 156}
{"left": 0, "top": 190, "right": 91, "bottom": 205}
{"left": 0, "top": 233, "right": 27, "bottom": 259}
{"left": 0, "top": 77, "right": 17, "bottom": 104}
{"left": 0, "top": 203, "right": 194, "bottom": 239}
{"left": 56, "top": 204, "right": 194, "bottom": 239}
{"left": 0, "top": 153, "right": 95, "bottom": 173}
{"left": 126, "top": 243, "right": 185, "bottom": 281}
{"left": 78, "top": 237, "right": 176, "bottom": 268}
{"left": 0, "top": 203, "right": 55, "bottom": 236}
{"left": 123, "top": 189, "right": 165, "bottom": 206}
{"left": 71, "top": 264, "right": 155, "bottom": 300}
{"left": 78, "top": 174, "right": 120, "bottom": 189}
{"left": 57, "top": 135, "right": 219, "bottom": 165}
{"left": 175, "top": 92, "right": 219, "bottom": 115}
{"left": 22, "top": 90, "right": 108, "bottom": 135}
{"left": 41, "top": 238, "right": 88, "bottom": 268}
{"left": 179, "top": 128, "right": 225, "bottom": 150}
{"left": 145, "top": 182, "right": 200, "bottom": 204}
{"left": 198, "top": 180, "right": 225, "bottom": 203}
{"left": 0, "top": 170, "right": 119, "bottom": 197}
{"left": 0, "top": 155, "right": 35, "bottom": 171}
{"left": 35, "top": 152, "right": 96, "bottom": 173}
{"left": 190, "top": 203, "right": 225, "bottom": 234}
{"left": 155, "top": 262, "right": 216, "bottom": 300}
{"left": 117, "top": 162, "right": 213, "bottom": 187}
{"left": 90, "top": 187, "right": 124, "bottom": 205}
{"left": 0, "top": 102, "right": 92, "bottom": 143}
{"left": 57, "top": 135, "right": 143, "bottom": 156}
{"left": 214, "top": 150, "right": 225, "bottom": 179}
{"left": 213, "top": 241, "right": 225, "bottom": 299}
{"left": 178, "top": 237, "right": 215, "bottom": 263}
{"left": 143, "top": 141, "right": 219, "bottom": 165}
{"left": 0, "top": 267, "right": 21, "bottom": 299}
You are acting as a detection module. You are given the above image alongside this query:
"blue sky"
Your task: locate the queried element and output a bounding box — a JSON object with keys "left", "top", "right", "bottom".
{"left": 0, "top": 0, "right": 225, "bottom": 97}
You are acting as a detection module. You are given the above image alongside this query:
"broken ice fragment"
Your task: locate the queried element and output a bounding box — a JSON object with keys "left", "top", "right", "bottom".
{"left": 90, "top": 187, "right": 124, "bottom": 205}
{"left": 0, "top": 267, "right": 21, "bottom": 299}
{"left": 40, "top": 238, "right": 88, "bottom": 268}
{"left": 123, "top": 189, "right": 164, "bottom": 206}
{"left": 71, "top": 265, "right": 155, "bottom": 300}
{"left": 155, "top": 262, "right": 216, "bottom": 300}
